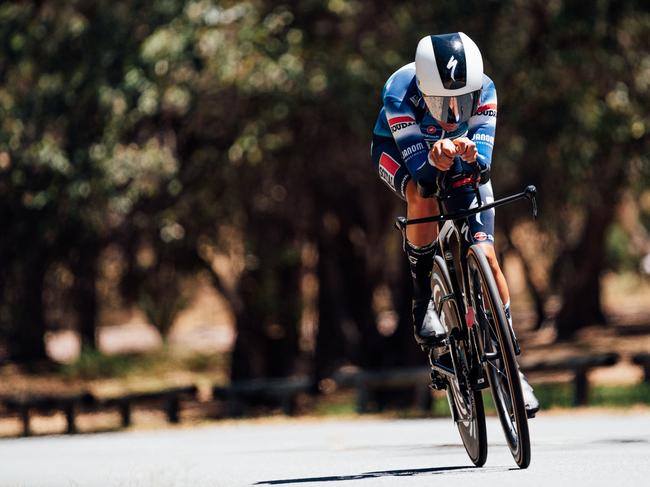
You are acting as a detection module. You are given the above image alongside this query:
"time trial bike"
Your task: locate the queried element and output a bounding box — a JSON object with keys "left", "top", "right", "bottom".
{"left": 395, "top": 172, "right": 538, "bottom": 469}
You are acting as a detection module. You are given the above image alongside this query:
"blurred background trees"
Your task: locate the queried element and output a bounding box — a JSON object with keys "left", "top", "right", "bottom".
{"left": 0, "top": 0, "right": 649, "bottom": 380}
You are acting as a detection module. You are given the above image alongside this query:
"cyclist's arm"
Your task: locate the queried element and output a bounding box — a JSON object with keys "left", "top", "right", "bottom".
{"left": 384, "top": 94, "right": 435, "bottom": 184}
{"left": 468, "top": 77, "right": 497, "bottom": 172}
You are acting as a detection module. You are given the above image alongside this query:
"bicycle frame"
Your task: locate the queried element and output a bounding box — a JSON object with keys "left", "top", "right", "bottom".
{"left": 395, "top": 184, "right": 538, "bottom": 388}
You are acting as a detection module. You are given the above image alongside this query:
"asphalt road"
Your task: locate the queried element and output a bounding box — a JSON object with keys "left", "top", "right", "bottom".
{"left": 1, "top": 413, "right": 649, "bottom": 487}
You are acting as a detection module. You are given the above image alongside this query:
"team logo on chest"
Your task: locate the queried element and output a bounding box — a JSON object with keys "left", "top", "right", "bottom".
{"left": 388, "top": 116, "right": 416, "bottom": 133}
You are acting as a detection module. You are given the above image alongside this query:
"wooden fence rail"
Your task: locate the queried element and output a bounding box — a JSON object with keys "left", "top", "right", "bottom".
{"left": 520, "top": 352, "right": 620, "bottom": 406}
{"left": 0, "top": 351, "right": 641, "bottom": 437}
{"left": 0, "top": 386, "right": 198, "bottom": 436}
{"left": 212, "top": 377, "right": 312, "bottom": 417}
{"left": 332, "top": 367, "right": 432, "bottom": 413}
{"left": 0, "top": 392, "right": 95, "bottom": 436}
{"left": 97, "top": 385, "right": 199, "bottom": 427}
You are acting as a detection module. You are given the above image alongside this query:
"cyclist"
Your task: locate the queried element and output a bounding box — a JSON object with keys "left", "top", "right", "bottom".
{"left": 371, "top": 32, "right": 539, "bottom": 416}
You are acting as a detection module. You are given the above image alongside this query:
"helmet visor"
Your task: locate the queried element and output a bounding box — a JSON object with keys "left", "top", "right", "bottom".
{"left": 423, "top": 90, "right": 481, "bottom": 124}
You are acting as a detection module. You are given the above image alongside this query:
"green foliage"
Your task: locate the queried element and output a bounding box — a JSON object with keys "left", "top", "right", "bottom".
{"left": 59, "top": 348, "right": 229, "bottom": 380}
{"left": 315, "top": 383, "right": 650, "bottom": 418}
{"left": 60, "top": 350, "right": 143, "bottom": 379}
{"left": 531, "top": 382, "right": 650, "bottom": 409}
{"left": 2, "top": 0, "right": 650, "bottom": 363}
{"left": 182, "top": 351, "right": 228, "bottom": 372}
{"left": 606, "top": 223, "right": 637, "bottom": 271}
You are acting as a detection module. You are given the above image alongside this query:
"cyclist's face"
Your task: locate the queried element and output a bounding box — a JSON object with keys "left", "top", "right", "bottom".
{"left": 433, "top": 97, "right": 460, "bottom": 131}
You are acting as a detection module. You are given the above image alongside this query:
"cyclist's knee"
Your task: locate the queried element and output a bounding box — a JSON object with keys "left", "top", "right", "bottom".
{"left": 405, "top": 180, "right": 438, "bottom": 216}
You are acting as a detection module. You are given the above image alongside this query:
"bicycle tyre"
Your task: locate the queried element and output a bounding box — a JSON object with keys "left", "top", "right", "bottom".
{"left": 466, "top": 245, "right": 531, "bottom": 468}
{"left": 431, "top": 255, "right": 487, "bottom": 467}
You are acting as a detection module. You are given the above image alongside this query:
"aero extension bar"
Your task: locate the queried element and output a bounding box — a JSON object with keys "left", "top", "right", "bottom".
{"left": 395, "top": 185, "right": 538, "bottom": 230}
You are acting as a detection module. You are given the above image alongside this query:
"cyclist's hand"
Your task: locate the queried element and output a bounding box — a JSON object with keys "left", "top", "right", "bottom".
{"left": 453, "top": 137, "right": 478, "bottom": 163}
{"left": 429, "top": 139, "right": 456, "bottom": 171}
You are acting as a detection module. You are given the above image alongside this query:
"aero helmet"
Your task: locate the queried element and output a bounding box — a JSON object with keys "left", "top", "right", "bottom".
{"left": 415, "top": 32, "right": 484, "bottom": 124}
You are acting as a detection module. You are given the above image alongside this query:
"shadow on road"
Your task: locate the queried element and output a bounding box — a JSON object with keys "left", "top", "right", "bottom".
{"left": 255, "top": 465, "right": 514, "bottom": 484}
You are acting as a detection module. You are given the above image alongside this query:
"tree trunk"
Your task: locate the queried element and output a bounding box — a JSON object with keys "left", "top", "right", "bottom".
{"left": 503, "top": 226, "right": 547, "bottom": 330}
{"left": 313, "top": 217, "right": 350, "bottom": 382}
{"left": 8, "top": 254, "right": 48, "bottom": 363}
{"left": 72, "top": 245, "right": 99, "bottom": 351}
{"left": 555, "top": 204, "right": 613, "bottom": 340}
{"left": 339, "top": 227, "right": 383, "bottom": 370}
{"left": 554, "top": 153, "right": 628, "bottom": 340}
{"left": 386, "top": 250, "right": 422, "bottom": 367}
{"left": 230, "top": 216, "right": 301, "bottom": 381}
{"left": 314, "top": 212, "right": 395, "bottom": 376}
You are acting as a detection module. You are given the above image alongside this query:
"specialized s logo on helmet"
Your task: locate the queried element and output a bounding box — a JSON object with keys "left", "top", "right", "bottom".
{"left": 446, "top": 56, "right": 458, "bottom": 81}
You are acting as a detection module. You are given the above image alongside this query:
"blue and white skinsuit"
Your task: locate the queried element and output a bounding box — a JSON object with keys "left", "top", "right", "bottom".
{"left": 371, "top": 62, "right": 498, "bottom": 244}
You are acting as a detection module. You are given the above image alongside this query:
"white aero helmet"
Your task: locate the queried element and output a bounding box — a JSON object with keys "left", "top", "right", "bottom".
{"left": 415, "top": 32, "right": 484, "bottom": 124}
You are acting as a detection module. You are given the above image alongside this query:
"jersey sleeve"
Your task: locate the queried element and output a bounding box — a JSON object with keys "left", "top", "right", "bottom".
{"left": 383, "top": 93, "right": 430, "bottom": 184}
{"left": 468, "top": 76, "right": 497, "bottom": 171}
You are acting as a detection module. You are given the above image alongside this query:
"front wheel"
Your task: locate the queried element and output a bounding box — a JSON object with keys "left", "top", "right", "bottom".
{"left": 467, "top": 245, "right": 531, "bottom": 468}
{"left": 431, "top": 256, "right": 487, "bottom": 467}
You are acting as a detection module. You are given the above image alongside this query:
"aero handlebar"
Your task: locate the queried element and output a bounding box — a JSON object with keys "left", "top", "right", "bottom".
{"left": 395, "top": 185, "right": 538, "bottom": 230}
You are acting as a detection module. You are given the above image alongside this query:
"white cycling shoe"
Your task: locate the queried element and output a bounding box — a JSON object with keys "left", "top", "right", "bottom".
{"left": 414, "top": 299, "right": 447, "bottom": 346}
{"left": 519, "top": 371, "right": 540, "bottom": 418}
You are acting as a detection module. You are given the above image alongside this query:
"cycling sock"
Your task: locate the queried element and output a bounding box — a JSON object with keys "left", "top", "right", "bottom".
{"left": 504, "top": 299, "right": 521, "bottom": 355}
{"left": 405, "top": 240, "right": 435, "bottom": 302}
{"left": 504, "top": 300, "right": 512, "bottom": 327}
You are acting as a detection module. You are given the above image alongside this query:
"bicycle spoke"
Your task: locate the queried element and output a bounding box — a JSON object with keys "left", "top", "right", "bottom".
{"left": 486, "top": 359, "right": 507, "bottom": 380}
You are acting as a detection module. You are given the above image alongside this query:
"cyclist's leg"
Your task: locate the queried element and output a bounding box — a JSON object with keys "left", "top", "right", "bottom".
{"left": 477, "top": 243, "right": 509, "bottom": 306}
{"left": 371, "top": 136, "right": 443, "bottom": 345}
{"left": 405, "top": 181, "right": 439, "bottom": 246}
{"left": 403, "top": 182, "right": 446, "bottom": 344}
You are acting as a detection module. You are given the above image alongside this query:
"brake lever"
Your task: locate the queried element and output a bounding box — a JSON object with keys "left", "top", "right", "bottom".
{"left": 524, "top": 185, "right": 538, "bottom": 219}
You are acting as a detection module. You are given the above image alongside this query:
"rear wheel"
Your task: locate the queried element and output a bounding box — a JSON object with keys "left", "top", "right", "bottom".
{"left": 467, "top": 245, "right": 531, "bottom": 468}
{"left": 431, "top": 256, "right": 487, "bottom": 467}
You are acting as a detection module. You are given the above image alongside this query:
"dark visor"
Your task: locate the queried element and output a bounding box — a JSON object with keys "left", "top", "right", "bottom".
{"left": 423, "top": 90, "right": 481, "bottom": 124}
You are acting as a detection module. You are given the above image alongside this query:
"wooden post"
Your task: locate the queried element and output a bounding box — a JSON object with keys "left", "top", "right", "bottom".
{"left": 357, "top": 382, "right": 370, "bottom": 413}
{"left": 20, "top": 404, "right": 30, "bottom": 437}
{"left": 64, "top": 401, "right": 77, "bottom": 434}
{"left": 166, "top": 395, "right": 180, "bottom": 423}
{"left": 574, "top": 368, "right": 589, "bottom": 406}
{"left": 631, "top": 354, "right": 650, "bottom": 384}
{"left": 119, "top": 400, "right": 131, "bottom": 428}
{"left": 281, "top": 395, "right": 296, "bottom": 416}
